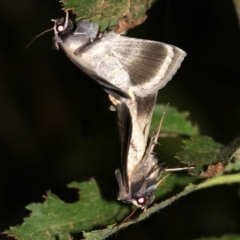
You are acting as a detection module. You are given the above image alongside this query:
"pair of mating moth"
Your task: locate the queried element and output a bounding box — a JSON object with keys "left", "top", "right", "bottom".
{"left": 52, "top": 12, "right": 187, "bottom": 209}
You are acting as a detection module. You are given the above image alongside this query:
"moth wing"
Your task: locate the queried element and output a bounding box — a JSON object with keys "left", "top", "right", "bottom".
{"left": 58, "top": 41, "right": 131, "bottom": 99}
{"left": 74, "top": 21, "right": 99, "bottom": 40}
{"left": 115, "top": 93, "right": 157, "bottom": 192}
{"left": 128, "top": 93, "right": 159, "bottom": 185}
{"left": 116, "top": 101, "right": 133, "bottom": 190}
{"left": 135, "top": 93, "right": 158, "bottom": 145}
{"left": 107, "top": 36, "right": 186, "bottom": 97}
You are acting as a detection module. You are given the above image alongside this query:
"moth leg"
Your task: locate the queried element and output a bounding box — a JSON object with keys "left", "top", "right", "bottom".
{"left": 74, "top": 26, "right": 106, "bottom": 55}
{"left": 74, "top": 40, "right": 94, "bottom": 55}
{"left": 109, "top": 105, "right": 116, "bottom": 111}
{"left": 97, "top": 20, "right": 111, "bottom": 39}
{"left": 156, "top": 173, "right": 170, "bottom": 188}
{"left": 112, "top": 206, "right": 139, "bottom": 237}
{"left": 109, "top": 95, "right": 121, "bottom": 106}
{"left": 118, "top": 207, "right": 139, "bottom": 225}
{"left": 128, "top": 88, "right": 135, "bottom": 101}
{"left": 106, "top": 19, "right": 111, "bottom": 30}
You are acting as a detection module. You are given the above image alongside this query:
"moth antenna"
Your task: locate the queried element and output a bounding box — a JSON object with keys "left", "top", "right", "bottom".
{"left": 27, "top": 8, "right": 73, "bottom": 49}
{"left": 25, "top": 27, "right": 54, "bottom": 49}
{"left": 156, "top": 173, "right": 171, "bottom": 187}
{"left": 165, "top": 166, "right": 195, "bottom": 172}
{"left": 153, "top": 102, "right": 170, "bottom": 146}
{"left": 145, "top": 103, "right": 170, "bottom": 156}
{"left": 152, "top": 104, "right": 194, "bottom": 173}
{"left": 157, "top": 166, "right": 194, "bottom": 188}
{"left": 140, "top": 102, "right": 169, "bottom": 165}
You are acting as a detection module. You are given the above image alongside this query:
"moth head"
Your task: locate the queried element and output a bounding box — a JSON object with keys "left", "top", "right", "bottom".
{"left": 25, "top": 11, "right": 72, "bottom": 49}
{"left": 52, "top": 18, "right": 68, "bottom": 37}
{"left": 52, "top": 11, "right": 74, "bottom": 50}
{"left": 115, "top": 166, "right": 162, "bottom": 209}
{"left": 129, "top": 176, "right": 160, "bottom": 209}
{"left": 117, "top": 181, "right": 157, "bottom": 209}
{"left": 131, "top": 193, "right": 155, "bottom": 209}
{"left": 52, "top": 11, "right": 99, "bottom": 51}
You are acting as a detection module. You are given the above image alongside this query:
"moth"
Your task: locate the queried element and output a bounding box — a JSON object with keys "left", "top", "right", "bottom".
{"left": 51, "top": 12, "right": 190, "bottom": 208}
{"left": 53, "top": 12, "right": 186, "bottom": 101}
{"left": 115, "top": 93, "right": 164, "bottom": 208}
{"left": 115, "top": 97, "right": 193, "bottom": 209}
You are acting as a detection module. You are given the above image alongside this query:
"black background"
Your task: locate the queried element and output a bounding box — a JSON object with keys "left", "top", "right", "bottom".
{"left": 0, "top": 0, "right": 240, "bottom": 239}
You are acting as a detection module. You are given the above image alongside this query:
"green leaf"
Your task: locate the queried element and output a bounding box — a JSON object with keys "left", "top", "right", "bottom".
{"left": 176, "top": 135, "right": 223, "bottom": 176}
{"left": 84, "top": 172, "right": 240, "bottom": 239}
{"left": 5, "top": 168, "right": 240, "bottom": 240}
{"left": 5, "top": 103, "right": 240, "bottom": 240}
{"left": 224, "top": 158, "right": 240, "bottom": 172}
{"left": 151, "top": 104, "right": 198, "bottom": 137}
{"left": 216, "top": 136, "right": 240, "bottom": 166}
{"left": 5, "top": 179, "right": 129, "bottom": 240}
{"left": 5, "top": 175, "right": 196, "bottom": 240}
{"left": 60, "top": 0, "right": 151, "bottom": 23}
{"left": 153, "top": 173, "right": 197, "bottom": 199}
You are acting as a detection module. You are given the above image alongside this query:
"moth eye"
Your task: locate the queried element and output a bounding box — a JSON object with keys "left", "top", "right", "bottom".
{"left": 137, "top": 197, "right": 147, "bottom": 206}
{"left": 56, "top": 24, "right": 65, "bottom": 33}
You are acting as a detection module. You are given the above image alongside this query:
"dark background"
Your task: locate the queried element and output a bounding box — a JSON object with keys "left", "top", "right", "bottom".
{"left": 0, "top": 0, "right": 240, "bottom": 239}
